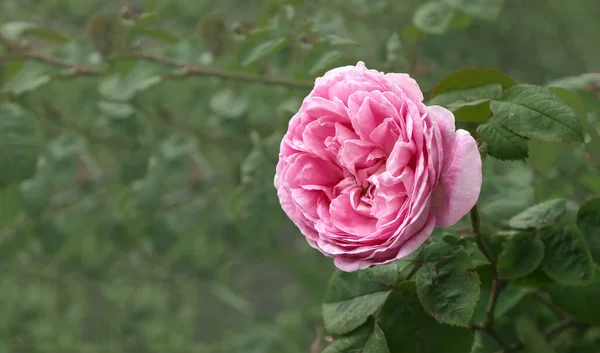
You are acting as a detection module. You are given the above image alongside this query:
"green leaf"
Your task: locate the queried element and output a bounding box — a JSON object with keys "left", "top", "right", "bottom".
{"left": 210, "top": 89, "right": 249, "bottom": 119}
{"left": 0, "top": 21, "right": 69, "bottom": 43}
{"left": 241, "top": 37, "right": 287, "bottom": 66}
{"left": 577, "top": 197, "right": 600, "bottom": 264}
{"left": 19, "top": 166, "right": 54, "bottom": 218}
{"left": 98, "top": 100, "right": 136, "bottom": 118}
{"left": 1, "top": 61, "right": 52, "bottom": 95}
{"left": 0, "top": 184, "right": 21, "bottom": 226}
{"left": 322, "top": 318, "right": 390, "bottom": 353}
{"left": 0, "top": 103, "right": 40, "bottom": 184}
{"left": 444, "top": 0, "right": 505, "bottom": 21}
{"left": 512, "top": 268, "right": 556, "bottom": 288}
{"left": 473, "top": 283, "right": 533, "bottom": 323}
{"left": 307, "top": 50, "right": 343, "bottom": 76}
{"left": 546, "top": 73, "right": 600, "bottom": 91}
{"left": 432, "top": 68, "right": 516, "bottom": 97}
{"left": 322, "top": 262, "right": 405, "bottom": 334}
{"left": 547, "top": 266, "right": 600, "bottom": 325}
{"left": 130, "top": 27, "right": 180, "bottom": 43}
{"left": 378, "top": 281, "right": 474, "bottom": 353}
{"left": 508, "top": 198, "right": 567, "bottom": 230}
{"left": 539, "top": 214, "right": 595, "bottom": 286}
{"left": 447, "top": 10, "right": 473, "bottom": 29}
{"left": 415, "top": 241, "right": 480, "bottom": 327}
{"left": 497, "top": 232, "right": 545, "bottom": 279}
{"left": 491, "top": 84, "right": 584, "bottom": 143}
{"left": 515, "top": 315, "right": 556, "bottom": 353}
{"left": 429, "top": 83, "right": 502, "bottom": 110}
{"left": 412, "top": 2, "right": 455, "bottom": 35}
{"left": 478, "top": 119, "right": 529, "bottom": 160}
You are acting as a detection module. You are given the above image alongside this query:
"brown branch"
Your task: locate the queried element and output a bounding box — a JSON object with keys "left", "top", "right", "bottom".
{"left": 0, "top": 51, "right": 314, "bottom": 89}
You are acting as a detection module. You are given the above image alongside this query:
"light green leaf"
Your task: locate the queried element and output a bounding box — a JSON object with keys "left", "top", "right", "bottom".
{"left": 322, "top": 318, "right": 390, "bottom": 353}
{"left": 210, "top": 89, "right": 249, "bottom": 119}
{"left": 0, "top": 21, "right": 69, "bottom": 43}
{"left": 413, "top": 2, "right": 455, "bottom": 35}
{"left": 1, "top": 61, "right": 51, "bottom": 95}
{"left": 241, "top": 37, "right": 287, "bottom": 66}
{"left": 515, "top": 315, "right": 556, "bottom": 353}
{"left": 478, "top": 119, "right": 529, "bottom": 160}
{"left": 508, "top": 198, "right": 566, "bottom": 229}
{"left": 378, "top": 281, "right": 474, "bottom": 353}
{"left": 0, "top": 103, "right": 40, "bottom": 184}
{"left": 322, "top": 262, "right": 405, "bottom": 334}
{"left": 98, "top": 101, "right": 136, "bottom": 118}
{"left": 491, "top": 84, "right": 584, "bottom": 143}
{"left": 432, "top": 68, "right": 516, "bottom": 97}
{"left": 539, "top": 214, "right": 595, "bottom": 286}
{"left": 0, "top": 184, "right": 21, "bottom": 226}
{"left": 497, "top": 232, "right": 545, "bottom": 279}
{"left": 444, "top": 0, "right": 505, "bottom": 21}
{"left": 308, "top": 50, "right": 343, "bottom": 76}
{"left": 415, "top": 241, "right": 480, "bottom": 327}
{"left": 577, "top": 197, "right": 600, "bottom": 264}
{"left": 546, "top": 73, "right": 600, "bottom": 91}
{"left": 547, "top": 266, "right": 600, "bottom": 325}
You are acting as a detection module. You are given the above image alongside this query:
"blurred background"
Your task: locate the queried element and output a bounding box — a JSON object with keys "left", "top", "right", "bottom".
{"left": 0, "top": 0, "right": 599, "bottom": 352}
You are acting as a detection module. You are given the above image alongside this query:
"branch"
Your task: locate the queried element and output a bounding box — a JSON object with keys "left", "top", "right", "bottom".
{"left": 0, "top": 51, "right": 315, "bottom": 89}
{"left": 545, "top": 318, "right": 589, "bottom": 340}
{"left": 472, "top": 324, "right": 513, "bottom": 353}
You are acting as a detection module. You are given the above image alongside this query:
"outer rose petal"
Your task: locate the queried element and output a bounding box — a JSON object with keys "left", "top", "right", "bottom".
{"left": 431, "top": 117, "right": 482, "bottom": 227}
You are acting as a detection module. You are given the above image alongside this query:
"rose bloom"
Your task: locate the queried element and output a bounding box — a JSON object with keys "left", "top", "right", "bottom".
{"left": 274, "top": 62, "right": 482, "bottom": 272}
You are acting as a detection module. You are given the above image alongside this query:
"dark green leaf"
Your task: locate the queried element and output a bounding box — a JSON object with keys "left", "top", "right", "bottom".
{"left": 322, "top": 318, "right": 390, "bottom": 353}
{"left": 0, "top": 184, "right": 21, "bottom": 226}
{"left": 539, "top": 214, "right": 595, "bottom": 286}
{"left": 412, "top": 2, "right": 455, "bottom": 35}
{"left": 515, "top": 315, "right": 556, "bottom": 353}
{"left": 478, "top": 119, "right": 529, "bottom": 160}
{"left": 497, "top": 232, "right": 545, "bottom": 279}
{"left": 241, "top": 37, "right": 287, "bottom": 66}
{"left": 19, "top": 166, "right": 54, "bottom": 218}
{"left": 415, "top": 241, "right": 480, "bottom": 327}
{"left": 508, "top": 199, "right": 567, "bottom": 229}
{"left": 473, "top": 284, "right": 533, "bottom": 323}
{"left": 512, "top": 268, "right": 556, "bottom": 288}
{"left": 432, "top": 68, "right": 516, "bottom": 97}
{"left": 491, "top": 84, "right": 584, "bottom": 143}
{"left": 547, "top": 266, "right": 600, "bottom": 325}
{"left": 0, "top": 21, "right": 69, "bottom": 43}
{"left": 0, "top": 103, "right": 40, "bottom": 184}
{"left": 322, "top": 262, "right": 405, "bottom": 334}
{"left": 577, "top": 197, "right": 600, "bottom": 264}
{"left": 308, "top": 50, "right": 343, "bottom": 76}
{"left": 447, "top": 10, "right": 473, "bottom": 29}
{"left": 444, "top": 0, "right": 505, "bottom": 21}
{"left": 378, "top": 281, "right": 474, "bottom": 353}
{"left": 428, "top": 83, "right": 502, "bottom": 113}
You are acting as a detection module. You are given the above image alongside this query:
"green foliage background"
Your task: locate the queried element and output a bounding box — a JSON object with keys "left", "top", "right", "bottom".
{"left": 0, "top": 0, "right": 599, "bottom": 352}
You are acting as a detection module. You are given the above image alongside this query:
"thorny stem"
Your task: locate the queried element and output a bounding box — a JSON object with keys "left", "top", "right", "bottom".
{"left": 0, "top": 51, "right": 314, "bottom": 89}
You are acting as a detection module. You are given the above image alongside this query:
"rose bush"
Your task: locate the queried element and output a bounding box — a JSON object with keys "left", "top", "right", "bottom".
{"left": 274, "top": 62, "right": 482, "bottom": 272}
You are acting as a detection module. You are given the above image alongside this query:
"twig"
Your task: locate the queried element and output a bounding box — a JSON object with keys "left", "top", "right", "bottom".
{"left": 472, "top": 324, "right": 513, "bottom": 353}
{"left": 0, "top": 52, "right": 314, "bottom": 89}
{"left": 531, "top": 291, "right": 570, "bottom": 319}
{"left": 545, "top": 318, "right": 589, "bottom": 340}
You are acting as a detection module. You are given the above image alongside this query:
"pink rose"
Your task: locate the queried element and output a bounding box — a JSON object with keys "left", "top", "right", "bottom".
{"left": 274, "top": 62, "right": 482, "bottom": 272}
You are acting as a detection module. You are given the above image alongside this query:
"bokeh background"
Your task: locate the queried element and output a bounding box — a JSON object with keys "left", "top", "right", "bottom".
{"left": 0, "top": 0, "right": 599, "bottom": 352}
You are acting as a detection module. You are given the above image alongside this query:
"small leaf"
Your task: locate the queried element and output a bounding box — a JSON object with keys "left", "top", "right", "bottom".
{"left": 241, "top": 37, "right": 287, "bottom": 66}
{"left": 378, "top": 281, "right": 474, "bottom": 353}
{"left": 322, "top": 318, "right": 390, "bottom": 353}
{"left": 539, "top": 214, "right": 595, "bottom": 286}
{"left": 322, "top": 262, "right": 403, "bottom": 334}
{"left": 0, "top": 103, "right": 40, "bottom": 184}
{"left": 432, "top": 68, "right": 516, "bottom": 97}
{"left": 444, "top": 0, "right": 505, "bottom": 21}
{"left": 577, "top": 197, "right": 600, "bottom": 264}
{"left": 497, "top": 232, "right": 545, "bottom": 279}
{"left": 547, "top": 266, "right": 600, "bottom": 325}
{"left": 210, "top": 89, "right": 248, "bottom": 119}
{"left": 19, "top": 166, "right": 54, "bottom": 218}
{"left": 98, "top": 100, "right": 136, "bottom": 118}
{"left": 1, "top": 61, "right": 52, "bottom": 95}
{"left": 508, "top": 198, "right": 566, "bottom": 229}
{"left": 0, "top": 21, "right": 69, "bottom": 43}
{"left": 0, "top": 184, "right": 21, "bottom": 226}
{"left": 415, "top": 241, "right": 480, "bottom": 327}
{"left": 491, "top": 84, "right": 584, "bottom": 143}
{"left": 515, "top": 315, "right": 556, "bottom": 353}
{"left": 478, "top": 119, "right": 529, "bottom": 160}
{"left": 308, "top": 50, "right": 343, "bottom": 76}
{"left": 413, "top": 2, "right": 455, "bottom": 35}
{"left": 428, "top": 83, "right": 502, "bottom": 109}
{"left": 546, "top": 73, "right": 600, "bottom": 91}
